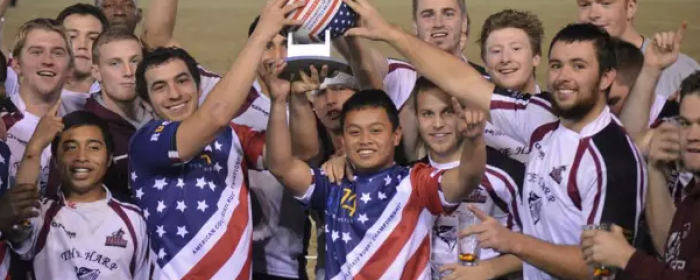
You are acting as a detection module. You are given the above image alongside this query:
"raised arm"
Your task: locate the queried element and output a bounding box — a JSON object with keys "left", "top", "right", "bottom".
{"left": 141, "top": 0, "right": 179, "bottom": 49}
{"left": 334, "top": 36, "right": 387, "bottom": 90}
{"left": 342, "top": 0, "right": 493, "bottom": 112}
{"left": 264, "top": 60, "right": 314, "bottom": 197}
{"left": 15, "top": 100, "right": 62, "bottom": 187}
{"left": 289, "top": 66, "right": 324, "bottom": 161}
{"left": 620, "top": 22, "right": 686, "bottom": 140}
{"left": 440, "top": 102, "right": 486, "bottom": 202}
{"left": 174, "top": 1, "right": 304, "bottom": 162}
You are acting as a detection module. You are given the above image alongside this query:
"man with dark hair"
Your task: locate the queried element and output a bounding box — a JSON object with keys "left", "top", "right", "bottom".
{"left": 266, "top": 53, "right": 487, "bottom": 277}
{"left": 7, "top": 107, "right": 148, "bottom": 279}
{"left": 607, "top": 38, "right": 645, "bottom": 116}
{"left": 141, "top": 2, "right": 317, "bottom": 278}
{"left": 128, "top": 2, "right": 313, "bottom": 279}
{"left": 581, "top": 71, "right": 700, "bottom": 280}
{"left": 95, "top": 0, "right": 142, "bottom": 34}
{"left": 45, "top": 27, "right": 151, "bottom": 202}
{"left": 344, "top": 1, "right": 646, "bottom": 278}
{"left": 56, "top": 3, "right": 109, "bottom": 96}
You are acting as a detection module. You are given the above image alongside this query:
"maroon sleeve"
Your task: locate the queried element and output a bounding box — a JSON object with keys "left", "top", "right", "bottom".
{"left": 624, "top": 251, "right": 700, "bottom": 280}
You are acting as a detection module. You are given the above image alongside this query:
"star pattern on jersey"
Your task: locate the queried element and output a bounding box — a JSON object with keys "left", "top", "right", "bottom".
{"left": 157, "top": 200, "right": 167, "bottom": 213}
{"left": 214, "top": 141, "right": 222, "bottom": 151}
{"left": 331, "top": 230, "right": 339, "bottom": 242}
{"left": 153, "top": 178, "right": 167, "bottom": 190}
{"left": 341, "top": 232, "right": 352, "bottom": 244}
{"left": 176, "top": 226, "right": 189, "bottom": 238}
{"left": 176, "top": 178, "right": 185, "bottom": 188}
{"left": 360, "top": 193, "right": 371, "bottom": 204}
{"left": 135, "top": 188, "right": 144, "bottom": 199}
{"left": 384, "top": 175, "right": 392, "bottom": 186}
{"left": 0, "top": 154, "right": 5, "bottom": 164}
{"left": 176, "top": 201, "right": 187, "bottom": 212}
{"left": 196, "top": 177, "right": 207, "bottom": 189}
{"left": 378, "top": 191, "right": 387, "bottom": 200}
{"left": 131, "top": 171, "right": 138, "bottom": 182}
{"left": 357, "top": 213, "right": 369, "bottom": 224}
{"left": 157, "top": 248, "right": 167, "bottom": 260}
{"left": 208, "top": 181, "right": 217, "bottom": 191}
{"left": 197, "top": 200, "right": 209, "bottom": 212}
{"left": 213, "top": 163, "right": 222, "bottom": 173}
{"left": 204, "top": 145, "right": 213, "bottom": 152}
{"left": 156, "top": 225, "right": 166, "bottom": 237}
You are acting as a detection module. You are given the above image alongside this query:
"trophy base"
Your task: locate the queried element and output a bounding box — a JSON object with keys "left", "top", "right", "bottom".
{"left": 280, "top": 56, "right": 351, "bottom": 81}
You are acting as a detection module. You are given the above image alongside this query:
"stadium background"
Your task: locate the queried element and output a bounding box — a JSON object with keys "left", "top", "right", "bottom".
{"left": 2, "top": 0, "right": 698, "bottom": 278}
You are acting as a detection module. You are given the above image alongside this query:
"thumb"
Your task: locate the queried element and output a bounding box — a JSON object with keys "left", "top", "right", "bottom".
{"left": 344, "top": 27, "right": 368, "bottom": 38}
{"left": 467, "top": 204, "right": 491, "bottom": 222}
{"left": 612, "top": 224, "right": 624, "bottom": 235}
{"left": 439, "top": 263, "right": 459, "bottom": 272}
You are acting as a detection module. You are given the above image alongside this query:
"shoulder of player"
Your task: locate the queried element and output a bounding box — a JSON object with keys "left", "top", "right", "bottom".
{"left": 586, "top": 122, "right": 644, "bottom": 175}
{"left": 108, "top": 198, "right": 146, "bottom": 221}
{"left": 197, "top": 64, "right": 221, "bottom": 79}
{"left": 485, "top": 147, "right": 525, "bottom": 185}
{"left": 387, "top": 57, "right": 416, "bottom": 73}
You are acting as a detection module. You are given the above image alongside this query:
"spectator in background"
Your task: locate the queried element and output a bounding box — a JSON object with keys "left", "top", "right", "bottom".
{"left": 95, "top": 0, "right": 142, "bottom": 34}
{"left": 607, "top": 39, "right": 645, "bottom": 117}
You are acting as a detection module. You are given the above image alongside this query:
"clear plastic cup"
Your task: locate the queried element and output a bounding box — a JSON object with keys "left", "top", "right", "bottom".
{"left": 458, "top": 210, "right": 481, "bottom": 266}
{"left": 582, "top": 223, "right": 617, "bottom": 280}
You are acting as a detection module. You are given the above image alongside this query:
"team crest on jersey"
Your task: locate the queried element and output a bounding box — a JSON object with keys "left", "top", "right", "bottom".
{"left": 433, "top": 225, "right": 458, "bottom": 250}
{"left": 75, "top": 267, "right": 101, "bottom": 280}
{"left": 549, "top": 165, "right": 567, "bottom": 184}
{"left": 465, "top": 188, "right": 488, "bottom": 203}
{"left": 104, "top": 228, "right": 128, "bottom": 248}
{"left": 528, "top": 192, "right": 542, "bottom": 225}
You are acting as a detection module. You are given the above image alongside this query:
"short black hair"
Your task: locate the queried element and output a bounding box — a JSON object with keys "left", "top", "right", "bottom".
{"left": 680, "top": 71, "right": 700, "bottom": 102}
{"left": 56, "top": 3, "right": 110, "bottom": 31}
{"left": 339, "top": 89, "right": 400, "bottom": 133}
{"left": 613, "top": 38, "right": 644, "bottom": 86}
{"left": 136, "top": 47, "right": 201, "bottom": 102}
{"left": 248, "top": 15, "right": 287, "bottom": 38}
{"left": 51, "top": 111, "right": 115, "bottom": 158}
{"left": 549, "top": 23, "right": 616, "bottom": 77}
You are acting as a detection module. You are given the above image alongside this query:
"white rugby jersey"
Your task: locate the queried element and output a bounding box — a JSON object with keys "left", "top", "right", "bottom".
{"left": 10, "top": 187, "right": 149, "bottom": 280}
{"left": 129, "top": 119, "right": 265, "bottom": 280}
{"left": 383, "top": 58, "right": 532, "bottom": 163}
{"left": 232, "top": 81, "right": 308, "bottom": 279}
{"left": 3, "top": 93, "right": 86, "bottom": 196}
{"left": 489, "top": 87, "right": 647, "bottom": 280}
{"left": 427, "top": 148, "right": 525, "bottom": 279}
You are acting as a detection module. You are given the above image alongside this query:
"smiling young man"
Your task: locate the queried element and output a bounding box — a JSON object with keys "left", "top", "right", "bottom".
{"left": 7, "top": 109, "right": 149, "bottom": 280}
{"left": 575, "top": 0, "right": 699, "bottom": 99}
{"left": 342, "top": 1, "right": 646, "bottom": 279}
{"left": 409, "top": 77, "right": 525, "bottom": 280}
{"left": 266, "top": 55, "right": 487, "bottom": 280}
{"left": 127, "top": 1, "right": 313, "bottom": 279}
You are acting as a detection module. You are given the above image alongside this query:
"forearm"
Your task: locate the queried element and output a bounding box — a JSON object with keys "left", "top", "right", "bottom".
{"left": 482, "top": 254, "right": 523, "bottom": 278}
{"left": 142, "top": 0, "right": 178, "bottom": 48}
{"left": 266, "top": 100, "right": 311, "bottom": 196}
{"left": 620, "top": 66, "right": 663, "bottom": 139}
{"left": 344, "top": 37, "right": 386, "bottom": 90}
{"left": 15, "top": 145, "right": 44, "bottom": 186}
{"left": 385, "top": 27, "right": 493, "bottom": 111}
{"left": 645, "top": 164, "right": 676, "bottom": 254}
{"left": 177, "top": 35, "right": 268, "bottom": 160}
{"left": 0, "top": 0, "right": 11, "bottom": 18}
{"left": 452, "top": 136, "right": 486, "bottom": 201}
{"left": 511, "top": 234, "right": 590, "bottom": 280}
{"left": 289, "top": 93, "right": 319, "bottom": 161}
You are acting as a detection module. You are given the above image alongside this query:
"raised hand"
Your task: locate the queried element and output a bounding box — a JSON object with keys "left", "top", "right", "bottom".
{"left": 453, "top": 98, "right": 486, "bottom": 140}
{"left": 645, "top": 21, "right": 686, "bottom": 70}
{"left": 291, "top": 65, "right": 328, "bottom": 95}
{"left": 342, "top": 0, "right": 397, "bottom": 42}
{"left": 580, "top": 225, "right": 636, "bottom": 269}
{"left": 461, "top": 205, "right": 518, "bottom": 254}
{"left": 254, "top": 0, "right": 306, "bottom": 41}
{"left": 321, "top": 152, "right": 354, "bottom": 183}
{"left": 262, "top": 59, "right": 292, "bottom": 103}
{"left": 28, "top": 99, "right": 63, "bottom": 151}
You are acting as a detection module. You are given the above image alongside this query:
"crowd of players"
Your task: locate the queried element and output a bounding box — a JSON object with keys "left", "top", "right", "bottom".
{"left": 0, "top": 0, "right": 697, "bottom": 279}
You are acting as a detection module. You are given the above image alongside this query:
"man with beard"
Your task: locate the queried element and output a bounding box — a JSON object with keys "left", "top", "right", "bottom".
{"left": 342, "top": 0, "right": 646, "bottom": 278}
{"left": 95, "top": 0, "right": 142, "bottom": 34}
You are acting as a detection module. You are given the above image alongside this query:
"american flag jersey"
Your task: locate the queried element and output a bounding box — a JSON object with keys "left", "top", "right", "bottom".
{"left": 297, "top": 163, "right": 455, "bottom": 280}
{"left": 129, "top": 119, "right": 265, "bottom": 280}
{"left": 0, "top": 142, "right": 11, "bottom": 280}
{"left": 288, "top": 0, "right": 356, "bottom": 42}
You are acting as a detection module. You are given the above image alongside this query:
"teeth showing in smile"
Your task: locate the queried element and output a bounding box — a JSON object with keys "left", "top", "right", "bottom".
{"left": 72, "top": 168, "right": 90, "bottom": 173}
{"left": 168, "top": 103, "right": 185, "bottom": 111}
{"left": 358, "top": 149, "right": 374, "bottom": 155}
{"left": 432, "top": 133, "right": 449, "bottom": 139}
{"left": 37, "top": 71, "right": 56, "bottom": 77}
{"left": 499, "top": 69, "right": 517, "bottom": 74}
{"left": 432, "top": 33, "right": 447, "bottom": 38}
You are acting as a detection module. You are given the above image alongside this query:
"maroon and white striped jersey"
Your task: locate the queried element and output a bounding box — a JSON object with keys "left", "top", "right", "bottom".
{"left": 10, "top": 187, "right": 149, "bottom": 280}
{"left": 489, "top": 87, "right": 647, "bottom": 280}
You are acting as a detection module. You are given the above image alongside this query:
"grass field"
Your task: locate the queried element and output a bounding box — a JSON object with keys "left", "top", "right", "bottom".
{"left": 3, "top": 0, "right": 697, "bottom": 279}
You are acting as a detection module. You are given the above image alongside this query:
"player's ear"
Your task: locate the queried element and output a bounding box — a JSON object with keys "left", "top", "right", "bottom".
{"left": 393, "top": 125, "right": 403, "bottom": 147}
{"left": 626, "top": 0, "right": 638, "bottom": 21}
{"left": 532, "top": 53, "right": 541, "bottom": 67}
{"left": 136, "top": 8, "right": 143, "bottom": 24}
{"left": 600, "top": 68, "right": 617, "bottom": 93}
{"left": 412, "top": 21, "right": 418, "bottom": 35}
{"left": 11, "top": 56, "right": 21, "bottom": 77}
{"left": 92, "top": 63, "right": 102, "bottom": 83}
